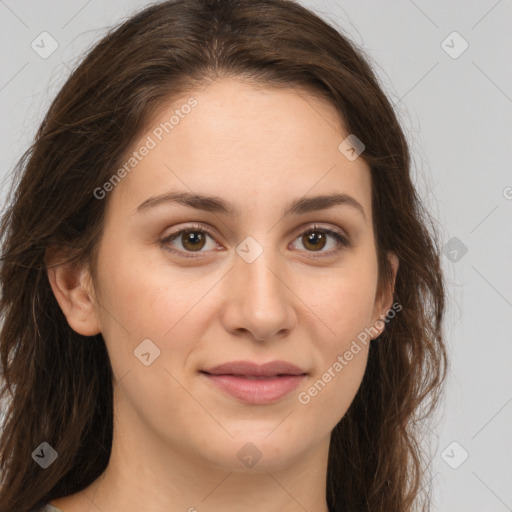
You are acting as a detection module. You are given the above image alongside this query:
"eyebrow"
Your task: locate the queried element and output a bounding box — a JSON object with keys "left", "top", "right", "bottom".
{"left": 135, "top": 191, "right": 366, "bottom": 222}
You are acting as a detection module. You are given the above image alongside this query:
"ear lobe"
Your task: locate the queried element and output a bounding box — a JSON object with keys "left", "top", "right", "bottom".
{"left": 371, "top": 252, "right": 399, "bottom": 339}
{"left": 45, "top": 249, "right": 101, "bottom": 337}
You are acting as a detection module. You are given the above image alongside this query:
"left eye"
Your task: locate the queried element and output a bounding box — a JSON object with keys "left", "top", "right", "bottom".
{"left": 292, "top": 226, "right": 349, "bottom": 254}
{"left": 160, "top": 224, "right": 349, "bottom": 258}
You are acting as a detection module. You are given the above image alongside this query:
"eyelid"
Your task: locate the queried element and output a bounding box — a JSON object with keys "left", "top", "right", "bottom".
{"left": 291, "top": 223, "right": 351, "bottom": 257}
{"left": 160, "top": 223, "right": 221, "bottom": 259}
{"left": 159, "top": 222, "right": 350, "bottom": 258}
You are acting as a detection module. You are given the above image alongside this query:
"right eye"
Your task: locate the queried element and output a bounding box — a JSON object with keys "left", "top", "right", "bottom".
{"left": 159, "top": 224, "right": 221, "bottom": 258}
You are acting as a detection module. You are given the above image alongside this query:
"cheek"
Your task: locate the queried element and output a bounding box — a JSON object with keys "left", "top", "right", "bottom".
{"left": 296, "top": 344, "right": 369, "bottom": 434}
{"left": 297, "top": 262, "right": 376, "bottom": 409}
{"left": 94, "top": 246, "right": 215, "bottom": 374}
{"left": 300, "top": 265, "right": 378, "bottom": 345}
{"left": 95, "top": 242, "right": 187, "bottom": 334}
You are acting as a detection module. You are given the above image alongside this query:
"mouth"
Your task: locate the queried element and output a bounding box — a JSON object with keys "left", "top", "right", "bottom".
{"left": 200, "top": 360, "right": 308, "bottom": 404}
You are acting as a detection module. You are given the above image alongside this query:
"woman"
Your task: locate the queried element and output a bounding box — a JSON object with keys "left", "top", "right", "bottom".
{"left": 0, "top": 0, "right": 447, "bottom": 511}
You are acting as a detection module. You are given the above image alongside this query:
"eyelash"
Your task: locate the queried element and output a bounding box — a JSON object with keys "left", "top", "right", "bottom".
{"left": 159, "top": 223, "right": 351, "bottom": 259}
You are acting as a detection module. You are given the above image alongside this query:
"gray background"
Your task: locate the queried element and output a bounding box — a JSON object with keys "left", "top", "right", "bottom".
{"left": 1, "top": 1, "right": 511, "bottom": 510}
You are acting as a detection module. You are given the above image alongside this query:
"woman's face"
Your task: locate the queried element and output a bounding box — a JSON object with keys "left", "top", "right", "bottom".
{"left": 78, "top": 77, "right": 397, "bottom": 472}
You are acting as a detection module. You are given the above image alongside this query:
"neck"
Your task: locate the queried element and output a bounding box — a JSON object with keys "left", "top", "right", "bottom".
{"left": 53, "top": 404, "right": 332, "bottom": 512}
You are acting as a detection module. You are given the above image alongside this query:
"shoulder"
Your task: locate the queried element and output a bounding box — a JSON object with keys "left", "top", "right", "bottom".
{"left": 33, "top": 505, "right": 63, "bottom": 512}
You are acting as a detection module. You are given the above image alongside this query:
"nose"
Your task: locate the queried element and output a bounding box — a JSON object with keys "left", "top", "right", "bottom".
{"left": 219, "top": 245, "right": 297, "bottom": 342}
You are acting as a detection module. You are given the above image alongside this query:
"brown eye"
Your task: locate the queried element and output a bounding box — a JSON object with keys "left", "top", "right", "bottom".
{"left": 160, "top": 224, "right": 219, "bottom": 258}
{"left": 292, "top": 226, "right": 350, "bottom": 256}
{"left": 301, "top": 230, "right": 328, "bottom": 251}
{"left": 180, "top": 230, "right": 207, "bottom": 252}
{"left": 160, "top": 223, "right": 350, "bottom": 259}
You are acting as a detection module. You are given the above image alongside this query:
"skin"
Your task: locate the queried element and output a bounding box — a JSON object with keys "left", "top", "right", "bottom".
{"left": 47, "top": 76, "right": 398, "bottom": 512}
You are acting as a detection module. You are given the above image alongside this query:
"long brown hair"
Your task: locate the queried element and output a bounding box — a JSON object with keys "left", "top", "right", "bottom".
{"left": 0, "top": 1, "right": 447, "bottom": 510}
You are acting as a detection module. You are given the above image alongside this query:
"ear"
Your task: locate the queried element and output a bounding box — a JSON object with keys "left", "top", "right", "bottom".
{"left": 45, "top": 247, "right": 102, "bottom": 336}
{"left": 370, "top": 251, "right": 399, "bottom": 339}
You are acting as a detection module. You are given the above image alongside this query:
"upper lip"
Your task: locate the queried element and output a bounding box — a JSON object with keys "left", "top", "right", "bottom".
{"left": 201, "top": 360, "right": 307, "bottom": 377}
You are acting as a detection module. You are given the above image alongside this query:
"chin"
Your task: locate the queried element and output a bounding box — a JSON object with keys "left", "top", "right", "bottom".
{"left": 197, "top": 431, "right": 306, "bottom": 473}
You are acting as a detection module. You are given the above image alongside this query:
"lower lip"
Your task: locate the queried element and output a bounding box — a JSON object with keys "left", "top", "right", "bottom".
{"left": 202, "top": 373, "right": 306, "bottom": 404}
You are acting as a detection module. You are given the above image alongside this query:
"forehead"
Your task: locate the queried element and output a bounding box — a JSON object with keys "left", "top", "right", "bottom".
{"left": 105, "top": 77, "right": 372, "bottom": 222}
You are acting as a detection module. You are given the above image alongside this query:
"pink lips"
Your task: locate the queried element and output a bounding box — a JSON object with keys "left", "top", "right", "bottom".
{"left": 201, "top": 360, "right": 307, "bottom": 405}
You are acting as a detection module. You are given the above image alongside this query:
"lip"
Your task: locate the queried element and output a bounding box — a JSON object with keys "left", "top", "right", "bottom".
{"left": 200, "top": 360, "right": 307, "bottom": 405}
